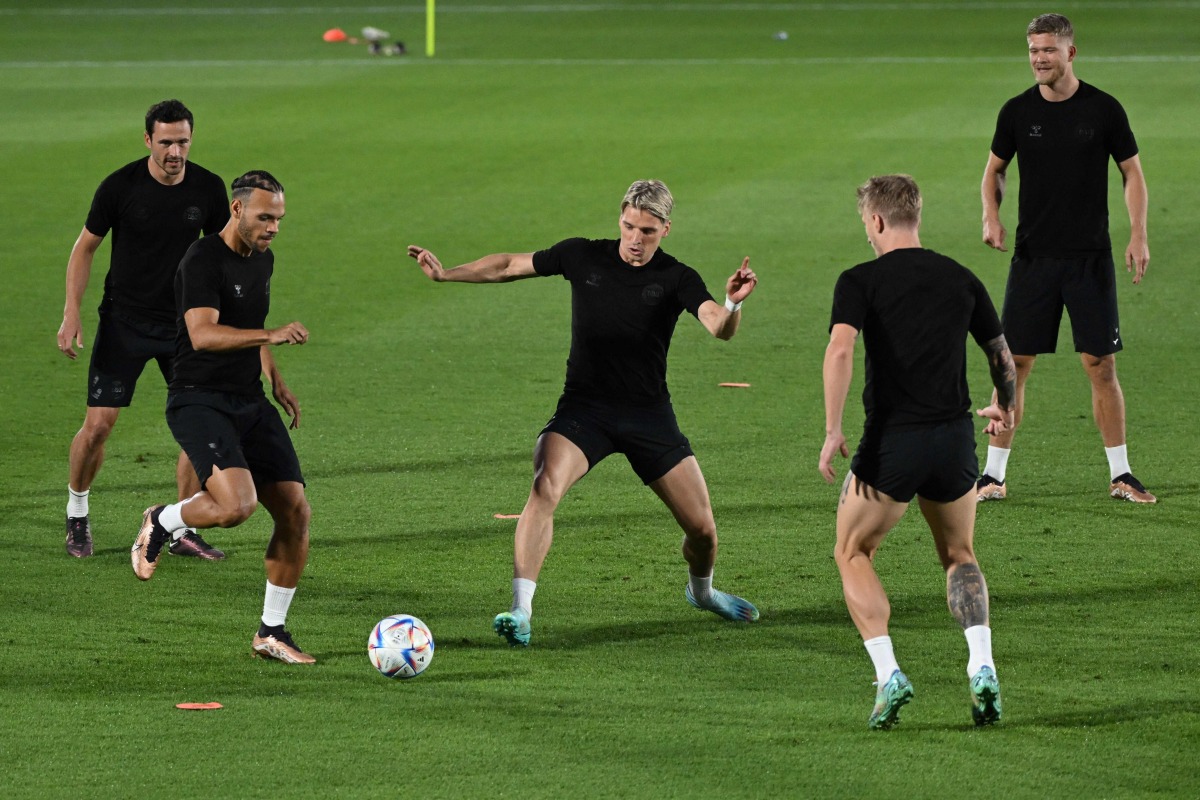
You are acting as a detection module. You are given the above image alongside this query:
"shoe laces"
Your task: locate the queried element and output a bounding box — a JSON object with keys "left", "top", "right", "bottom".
{"left": 67, "top": 518, "right": 89, "bottom": 544}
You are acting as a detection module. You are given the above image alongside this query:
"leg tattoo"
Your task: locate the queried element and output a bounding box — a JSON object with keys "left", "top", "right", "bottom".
{"left": 947, "top": 563, "right": 989, "bottom": 629}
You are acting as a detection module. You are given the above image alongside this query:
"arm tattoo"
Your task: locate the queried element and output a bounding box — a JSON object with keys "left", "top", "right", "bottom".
{"left": 984, "top": 333, "right": 1017, "bottom": 411}
{"left": 947, "top": 562, "right": 989, "bottom": 629}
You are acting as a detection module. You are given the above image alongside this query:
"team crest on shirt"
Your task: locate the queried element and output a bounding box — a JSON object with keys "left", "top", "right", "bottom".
{"left": 184, "top": 206, "right": 202, "bottom": 222}
{"left": 1028, "top": 125, "right": 1042, "bottom": 138}
{"left": 1075, "top": 124, "right": 1096, "bottom": 142}
{"left": 642, "top": 284, "right": 664, "bottom": 306}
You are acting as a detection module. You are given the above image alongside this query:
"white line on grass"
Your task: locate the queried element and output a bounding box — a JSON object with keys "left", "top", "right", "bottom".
{"left": 3, "top": 55, "right": 1198, "bottom": 69}
{"left": 4, "top": 2, "right": 1200, "bottom": 14}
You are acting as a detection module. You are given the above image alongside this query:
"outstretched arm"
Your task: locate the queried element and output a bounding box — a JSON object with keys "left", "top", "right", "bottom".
{"left": 1117, "top": 155, "right": 1150, "bottom": 284}
{"left": 819, "top": 323, "right": 858, "bottom": 483}
{"left": 975, "top": 333, "right": 1016, "bottom": 436}
{"left": 57, "top": 227, "right": 105, "bottom": 360}
{"left": 981, "top": 152, "right": 1010, "bottom": 252}
{"left": 697, "top": 257, "right": 756, "bottom": 340}
{"left": 407, "top": 245, "right": 538, "bottom": 283}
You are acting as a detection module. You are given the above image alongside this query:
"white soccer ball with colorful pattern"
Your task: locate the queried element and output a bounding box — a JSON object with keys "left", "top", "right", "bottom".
{"left": 368, "top": 615, "right": 434, "bottom": 679}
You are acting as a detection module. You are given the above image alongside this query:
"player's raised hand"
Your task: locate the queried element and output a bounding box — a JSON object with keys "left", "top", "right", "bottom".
{"left": 819, "top": 430, "right": 849, "bottom": 484}
{"left": 726, "top": 257, "right": 757, "bottom": 303}
{"left": 982, "top": 218, "right": 1007, "bottom": 251}
{"left": 408, "top": 245, "right": 446, "bottom": 282}
{"left": 57, "top": 312, "right": 84, "bottom": 360}
{"left": 269, "top": 321, "right": 308, "bottom": 346}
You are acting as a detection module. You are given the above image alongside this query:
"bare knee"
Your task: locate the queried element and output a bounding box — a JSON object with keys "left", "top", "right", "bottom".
{"left": 213, "top": 498, "right": 257, "bottom": 528}
{"left": 683, "top": 519, "right": 717, "bottom": 551}
{"left": 78, "top": 415, "right": 117, "bottom": 447}
{"left": 278, "top": 497, "right": 311, "bottom": 535}
{"left": 1082, "top": 353, "right": 1118, "bottom": 385}
{"left": 528, "top": 472, "right": 568, "bottom": 511}
{"left": 834, "top": 539, "right": 875, "bottom": 570}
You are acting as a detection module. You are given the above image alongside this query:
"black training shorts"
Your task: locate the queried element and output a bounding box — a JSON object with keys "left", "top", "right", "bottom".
{"left": 166, "top": 391, "right": 305, "bottom": 490}
{"left": 849, "top": 417, "right": 978, "bottom": 503}
{"left": 1002, "top": 252, "right": 1122, "bottom": 356}
{"left": 540, "top": 395, "right": 694, "bottom": 485}
{"left": 86, "top": 309, "right": 175, "bottom": 407}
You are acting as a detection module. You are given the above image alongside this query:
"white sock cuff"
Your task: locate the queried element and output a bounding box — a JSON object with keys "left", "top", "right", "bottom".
{"left": 157, "top": 502, "right": 187, "bottom": 534}
{"left": 984, "top": 446, "right": 1011, "bottom": 482}
{"left": 1105, "top": 444, "right": 1131, "bottom": 480}
{"left": 864, "top": 635, "right": 900, "bottom": 684}
{"left": 67, "top": 485, "right": 90, "bottom": 518}
{"left": 262, "top": 581, "right": 297, "bottom": 628}
{"left": 512, "top": 578, "right": 536, "bottom": 616}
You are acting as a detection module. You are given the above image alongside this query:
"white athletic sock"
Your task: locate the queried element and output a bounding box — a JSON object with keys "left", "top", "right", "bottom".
{"left": 864, "top": 635, "right": 901, "bottom": 685}
{"left": 688, "top": 572, "right": 714, "bottom": 603}
{"left": 983, "top": 446, "right": 1011, "bottom": 483}
{"left": 67, "top": 486, "right": 89, "bottom": 518}
{"left": 157, "top": 502, "right": 188, "bottom": 535}
{"left": 261, "top": 581, "right": 296, "bottom": 628}
{"left": 1105, "top": 444, "right": 1131, "bottom": 481}
{"left": 512, "top": 578, "right": 536, "bottom": 618}
{"left": 965, "top": 625, "right": 994, "bottom": 678}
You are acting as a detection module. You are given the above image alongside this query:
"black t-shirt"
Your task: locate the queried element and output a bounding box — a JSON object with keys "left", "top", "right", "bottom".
{"left": 170, "top": 234, "right": 272, "bottom": 396}
{"left": 85, "top": 159, "right": 229, "bottom": 328}
{"left": 830, "top": 248, "right": 1003, "bottom": 430}
{"left": 532, "top": 238, "right": 714, "bottom": 406}
{"left": 990, "top": 81, "right": 1138, "bottom": 257}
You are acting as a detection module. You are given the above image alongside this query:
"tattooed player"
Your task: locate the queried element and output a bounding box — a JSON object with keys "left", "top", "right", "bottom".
{"left": 819, "top": 175, "right": 1016, "bottom": 730}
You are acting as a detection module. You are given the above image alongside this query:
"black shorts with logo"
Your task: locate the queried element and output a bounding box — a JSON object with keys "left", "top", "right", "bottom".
{"left": 166, "top": 391, "right": 305, "bottom": 490}
{"left": 850, "top": 417, "right": 978, "bottom": 503}
{"left": 540, "top": 395, "right": 694, "bottom": 485}
{"left": 1002, "top": 252, "right": 1122, "bottom": 356}
{"left": 86, "top": 308, "right": 175, "bottom": 407}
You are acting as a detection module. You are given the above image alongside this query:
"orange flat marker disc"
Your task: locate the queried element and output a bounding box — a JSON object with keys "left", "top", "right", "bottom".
{"left": 718, "top": 382, "right": 751, "bottom": 388}
{"left": 176, "top": 702, "right": 223, "bottom": 710}
{"left": 493, "top": 513, "right": 521, "bottom": 519}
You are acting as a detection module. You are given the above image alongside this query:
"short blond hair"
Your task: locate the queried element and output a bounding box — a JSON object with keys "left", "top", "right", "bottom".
{"left": 1027, "top": 13, "right": 1073, "bottom": 42}
{"left": 856, "top": 174, "right": 922, "bottom": 228}
{"left": 621, "top": 179, "right": 674, "bottom": 222}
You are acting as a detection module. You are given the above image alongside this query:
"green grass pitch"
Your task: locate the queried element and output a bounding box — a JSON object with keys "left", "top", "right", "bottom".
{"left": 1, "top": 1, "right": 1198, "bottom": 797}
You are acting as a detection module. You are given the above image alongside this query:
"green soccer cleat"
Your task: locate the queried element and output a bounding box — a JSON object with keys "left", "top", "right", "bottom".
{"left": 493, "top": 609, "right": 531, "bottom": 647}
{"left": 970, "top": 665, "right": 1002, "bottom": 726}
{"left": 868, "top": 670, "right": 914, "bottom": 730}
{"left": 685, "top": 584, "right": 760, "bottom": 622}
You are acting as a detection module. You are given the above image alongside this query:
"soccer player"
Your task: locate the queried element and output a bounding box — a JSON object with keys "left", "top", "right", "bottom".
{"left": 820, "top": 175, "right": 1016, "bottom": 729}
{"left": 57, "top": 99, "right": 229, "bottom": 558}
{"left": 979, "top": 13, "right": 1154, "bottom": 503}
{"left": 130, "top": 171, "right": 316, "bottom": 665}
{"left": 408, "top": 179, "right": 760, "bottom": 647}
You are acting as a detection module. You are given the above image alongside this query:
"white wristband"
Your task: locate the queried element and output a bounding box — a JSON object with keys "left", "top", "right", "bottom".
{"left": 724, "top": 295, "right": 743, "bottom": 313}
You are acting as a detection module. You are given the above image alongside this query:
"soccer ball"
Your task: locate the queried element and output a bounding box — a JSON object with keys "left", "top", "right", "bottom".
{"left": 368, "top": 615, "right": 434, "bottom": 679}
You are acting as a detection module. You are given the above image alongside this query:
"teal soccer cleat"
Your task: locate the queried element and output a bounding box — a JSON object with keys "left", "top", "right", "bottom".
{"left": 970, "top": 665, "right": 1002, "bottom": 726}
{"left": 493, "top": 609, "right": 531, "bottom": 647}
{"left": 868, "top": 670, "right": 914, "bottom": 730}
{"left": 685, "top": 584, "right": 760, "bottom": 622}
